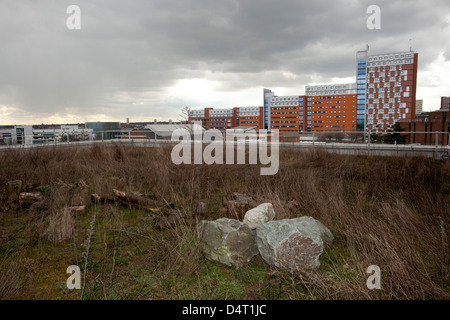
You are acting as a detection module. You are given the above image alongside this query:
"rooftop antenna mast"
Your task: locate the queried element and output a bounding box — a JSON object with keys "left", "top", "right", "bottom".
{"left": 409, "top": 38, "right": 413, "bottom": 52}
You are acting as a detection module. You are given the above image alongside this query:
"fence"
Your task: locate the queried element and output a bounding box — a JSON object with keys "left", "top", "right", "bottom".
{"left": 0, "top": 130, "right": 449, "bottom": 147}
{"left": 1, "top": 130, "right": 449, "bottom": 160}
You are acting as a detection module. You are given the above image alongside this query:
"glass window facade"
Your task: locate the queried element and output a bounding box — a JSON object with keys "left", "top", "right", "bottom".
{"left": 356, "top": 54, "right": 367, "bottom": 131}
{"left": 264, "top": 99, "right": 269, "bottom": 130}
{"left": 85, "top": 122, "right": 121, "bottom": 140}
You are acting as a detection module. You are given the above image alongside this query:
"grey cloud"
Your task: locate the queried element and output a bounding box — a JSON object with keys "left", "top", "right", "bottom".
{"left": 0, "top": 0, "right": 449, "bottom": 123}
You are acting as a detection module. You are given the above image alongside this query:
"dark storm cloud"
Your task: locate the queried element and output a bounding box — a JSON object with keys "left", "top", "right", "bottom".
{"left": 0, "top": 0, "right": 449, "bottom": 123}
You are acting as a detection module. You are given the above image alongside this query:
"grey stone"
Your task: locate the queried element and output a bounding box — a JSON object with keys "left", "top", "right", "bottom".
{"left": 255, "top": 216, "right": 333, "bottom": 271}
{"left": 197, "top": 218, "right": 259, "bottom": 268}
{"left": 243, "top": 203, "right": 276, "bottom": 230}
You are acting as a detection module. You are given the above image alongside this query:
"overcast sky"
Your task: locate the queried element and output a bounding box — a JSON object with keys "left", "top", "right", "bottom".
{"left": 1, "top": 0, "right": 449, "bottom": 125}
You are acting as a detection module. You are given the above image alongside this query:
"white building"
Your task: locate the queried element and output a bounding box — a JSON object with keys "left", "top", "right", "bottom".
{"left": 32, "top": 126, "right": 93, "bottom": 144}
{"left": 0, "top": 125, "right": 93, "bottom": 145}
{"left": 0, "top": 126, "right": 33, "bottom": 145}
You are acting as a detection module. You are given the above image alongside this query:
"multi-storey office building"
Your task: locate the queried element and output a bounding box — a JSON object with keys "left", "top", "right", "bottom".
{"left": 263, "top": 83, "right": 358, "bottom": 134}
{"left": 305, "top": 84, "right": 358, "bottom": 132}
{"left": 364, "top": 51, "right": 418, "bottom": 133}
{"left": 189, "top": 48, "right": 418, "bottom": 135}
{"left": 187, "top": 108, "right": 236, "bottom": 130}
{"left": 237, "top": 106, "right": 264, "bottom": 129}
{"left": 267, "top": 94, "right": 304, "bottom": 134}
{"left": 207, "top": 108, "right": 237, "bottom": 131}
{"left": 188, "top": 106, "right": 263, "bottom": 131}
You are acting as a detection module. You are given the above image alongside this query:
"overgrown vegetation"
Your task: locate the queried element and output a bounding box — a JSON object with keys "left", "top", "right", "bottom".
{"left": 0, "top": 143, "right": 448, "bottom": 300}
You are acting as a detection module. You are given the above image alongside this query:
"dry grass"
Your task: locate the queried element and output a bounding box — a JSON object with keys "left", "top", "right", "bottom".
{"left": 45, "top": 208, "right": 75, "bottom": 243}
{"left": 0, "top": 143, "right": 448, "bottom": 299}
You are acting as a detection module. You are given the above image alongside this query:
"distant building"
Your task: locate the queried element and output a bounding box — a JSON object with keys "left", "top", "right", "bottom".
{"left": 440, "top": 96, "right": 450, "bottom": 110}
{"left": 144, "top": 123, "right": 206, "bottom": 140}
{"left": 120, "top": 127, "right": 153, "bottom": 140}
{"left": 0, "top": 125, "right": 33, "bottom": 145}
{"left": 85, "top": 122, "right": 121, "bottom": 140}
{"left": 363, "top": 50, "right": 418, "bottom": 133}
{"left": 188, "top": 107, "right": 264, "bottom": 132}
{"left": 0, "top": 125, "right": 92, "bottom": 145}
{"left": 33, "top": 126, "right": 93, "bottom": 144}
{"left": 399, "top": 109, "right": 449, "bottom": 145}
{"left": 189, "top": 48, "right": 418, "bottom": 135}
{"left": 415, "top": 111, "right": 429, "bottom": 121}
{"left": 415, "top": 99, "right": 423, "bottom": 115}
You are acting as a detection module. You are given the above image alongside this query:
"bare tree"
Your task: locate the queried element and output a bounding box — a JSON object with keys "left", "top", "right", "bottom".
{"left": 177, "top": 106, "right": 194, "bottom": 136}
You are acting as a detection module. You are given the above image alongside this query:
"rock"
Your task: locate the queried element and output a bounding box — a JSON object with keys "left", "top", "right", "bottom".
{"left": 255, "top": 216, "right": 333, "bottom": 271}
{"left": 197, "top": 218, "right": 259, "bottom": 268}
{"left": 243, "top": 203, "right": 276, "bottom": 230}
{"left": 19, "top": 192, "right": 43, "bottom": 207}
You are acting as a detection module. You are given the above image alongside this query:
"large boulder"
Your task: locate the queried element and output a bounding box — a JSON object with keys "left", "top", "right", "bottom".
{"left": 255, "top": 216, "right": 333, "bottom": 271}
{"left": 243, "top": 203, "right": 276, "bottom": 230}
{"left": 197, "top": 218, "right": 259, "bottom": 268}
